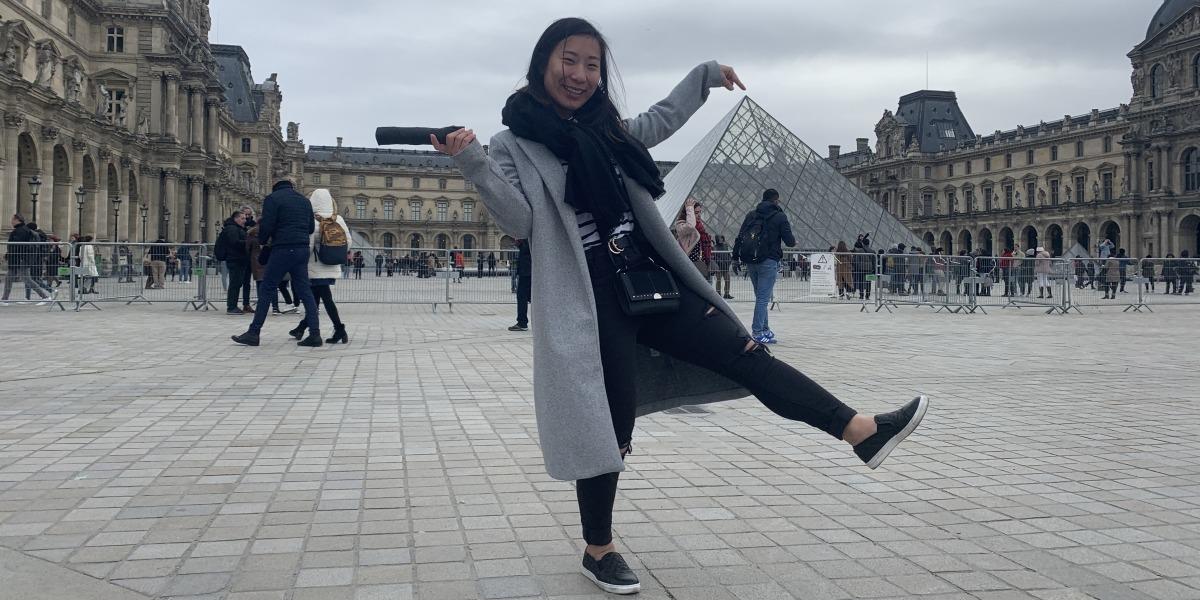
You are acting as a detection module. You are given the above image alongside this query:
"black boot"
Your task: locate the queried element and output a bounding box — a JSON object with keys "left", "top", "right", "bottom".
{"left": 288, "top": 322, "right": 307, "bottom": 340}
{"left": 325, "top": 324, "right": 348, "bottom": 344}
{"left": 298, "top": 333, "right": 323, "bottom": 347}
{"left": 231, "top": 331, "right": 260, "bottom": 346}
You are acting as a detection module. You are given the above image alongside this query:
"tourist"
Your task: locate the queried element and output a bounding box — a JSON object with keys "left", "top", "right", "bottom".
{"left": 232, "top": 178, "right": 321, "bottom": 347}
{"left": 1098, "top": 237, "right": 1114, "bottom": 259}
{"left": 1163, "top": 253, "right": 1176, "bottom": 294}
{"left": 673, "top": 198, "right": 711, "bottom": 281}
{"left": 1035, "top": 246, "right": 1052, "bottom": 298}
{"left": 453, "top": 249, "right": 466, "bottom": 282}
{"left": 247, "top": 224, "right": 298, "bottom": 316}
{"left": 4, "top": 215, "right": 55, "bottom": 304}
{"left": 430, "top": 18, "right": 928, "bottom": 594}
{"left": 712, "top": 235, "right": 733, "bottom": 300}
{"left": 1178, "top": 250, "right": 1196, "bottom": 295}
{"left": 1142, "top": 254, "right": 1156, "bottom": 292}
{"left": 288, "top": 189, "right": 350, "bottom": 345}
{"left": 1101, "top": 252, "right": 1120, "bottom": 299}
{"left": 835, "top": 241, "right": 853, "bottom": 299}
{"left": 1018, "top": 248, "right": 1036, "bottom": 296}
{"left": 487, "top": 251, "right": 497, "bottom": 276}
{"left": 1116, "top": 248, "right": 1129, "bottom": 293}
{"left": 1000, "top": 247, "right": 1015, "bottom": 296}
{"left": 375, "top": 252, "right": 384, "bottom": 277}
{"left": 476, "top": 252, "right": 485, "bottom": 278}
{"left": 352, "top": 250, "right": 364, "bottom": 279}
{"left": 216, "top": 211, "right": 250, "bottom": 314}
{"left": 178, "top": 242, "right": 192, "bottom": 283}
{"left": 733, "top": 189, "right": 795, "bottom": 344}
{"left": 509, "top": 239, "right": 531, "bottom": 332}
{"left": 78, "top": 235, "right": 99, "bottom": 294}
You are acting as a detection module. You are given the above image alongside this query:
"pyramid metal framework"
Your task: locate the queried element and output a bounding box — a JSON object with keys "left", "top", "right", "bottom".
{"left": 657, "top": 97, "right": 925, "bottom": 252}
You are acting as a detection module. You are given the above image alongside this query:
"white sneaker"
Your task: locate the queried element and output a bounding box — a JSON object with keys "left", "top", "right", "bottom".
{"left": 0, "top": 302, "right": 9, "bottom": 307}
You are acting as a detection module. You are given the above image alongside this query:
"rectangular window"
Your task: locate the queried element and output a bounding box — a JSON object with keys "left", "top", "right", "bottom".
{"left": 965, "top": 189, "right": 974, "bottom": 213}
{"left": 312, "top": 173, "right": 321, "bottom": 184}
{"left": 948, "top": 163, "right": 955, "bottom": 177}
{"left": 1027, "top": 149, "right": 1034, "bottom": 165}
{"left": 1050, "top": 146, "right": 1059, "bottom": 161}
{"left": 1075, "top": 140, "right": 1084, "bottom": 157}
{"left": 1005, "top": 153, "right": 1012, "bottom": 168}
{"left": 1050, "top": 180, "right": 1060, "bottom": 206}
{"left": 410, "top": 201, "right": 422, "bottom": 221}
{"left": 106, "top": 26, "right": 124, "bottom": 53}
{"left": 1103, "top": 136, "right": 1112, "bottom": 153}
{"left": 984, "top": 157, "right": 991, "bottom": 172}
{"left": 966, "top": 161, "right": 973, "bottom": 175}
{"left": 1102, "top": 172, "right": 1113, "bottom": 201}
{"left": 924, "top": 166, "right": 932, "bottom": 179}
{"left": 383, "top": 201, "right": 394, "bottom": 220}
{"left": 354, "top": 199, "right": 366, "bottom": 220}
{"left": 436, "top": 201, "right": 448, "bottom": 221}
{"left": 1148, "top": 161, "right": 1155, "bottom": 190}
{"left": 899, "top": 198, "right": 906, "bottom": 218}
{"left": 412, "top": 177, "right": 420, "bottom": 189}
{"left": 463, "top": 202, "right": 474, "bottom": 222}
{"left": 356, "top": 175, "right": 366, "bottom": 187}
{"left": 922, "top": 193, "right": 933, "bottom": 216}
{"left": 1026, "top": 182, "right": 1036, "bottom": 208}
{"left": 385, "top": 177, "right": 393, "bottom": 188}
{"left": 984, "top": 187, "right": 993, "bottom": 211}
{"left": 105, "top": 88, "right": 126, "bottom": 123}
{"left": 1074, "top": 176, "right": 1085, "bottom": 202}
{"left": 1004, "top": 185, "right": 1014, "bottom": 209}
{"left": 465, "top": 180, "right": 475, "bottom": 191}
{"left": 438, "top": 178, "right": 447, "bottom": 191}
{"left": 240, "top": 138, "right": 251, "bottom": 153}
{"left": 947, "top": 190, "right": 957, "bottom": 214}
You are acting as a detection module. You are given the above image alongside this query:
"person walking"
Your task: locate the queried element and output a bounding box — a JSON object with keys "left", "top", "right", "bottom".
{"left": 3, "top": 215, "right": 55, "bottom": 305}
{"left": 430, "top": 18, "right": 928, "bottom": 594}
{"left": 1034, "top": 246, "right": 1052, "bottom": 298}
{"left": 509, "top": 239, "right": 532, "bottom": 331}
{"left": 712, "top": 234, "right": 733, "bottom": 299}
{"left": 374, "top": 252, "right": 384, "bottom": 277}
{"left": 834, "top": 240, "right": 854, "bottom": 299}
{"left": 1142, "top": 254, "right": 1156, "bottom": 293}
{"left": 1163, "top": 253, "right": 1177, "bottom": 294}
{"left": 79, "top": 235, "right": 99, "bottom": 294}
{"left": 1116, "top": 248, "right": 1129, "bottom": 293}
{"left": 216, "top": 213, "right": 250, "bottom": 314}
{"left": 1101, "top": 253, "right": 1120, "bottom": 299}
{"left": 733, "top": 189, "right": 795, "bottom": 344}
{"left": 232, "top": 179, "right": 321, "bottom": 347}
{"left": 288, "top": 188, "right": 350, "bottom": 345}
{"left": 177, "top": 242, "right": 192, "bottom": 283}
{"left": 352, "top": 251, "right": 365, "bottom": 279}
{"left": 476, "top": 252, "right": 485, "bottom": 278}
{"left": 487, "top": 251, "right": 497, "bottom": 276}
{"left": 1179, "top": 250, "right": 1196, "bottom": 295}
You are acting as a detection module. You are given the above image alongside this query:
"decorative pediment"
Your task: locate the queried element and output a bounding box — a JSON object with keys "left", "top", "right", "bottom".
{"left": 1000, "top": 176, "right": 1016, "bottom": 184}
{"left": 979, "top": 179, "right": 995, "bottom": 187}
{"left": 91, "top": 67, "right": 135, "bottom": 84}
{"left": 1020, "top": 173, "right": 1037, "bottom": 182}
{"left": 1044, "top": 169, "right": 1063, "bottom": 178}
{"left": 1095, "top": 161, "right": 1118, "bottom": 171}
{"left": 0, "top": 20, "right": 35, "bottom": 76}
{"left": 1069, "top": 166, "right": 1089, "bottom": 176}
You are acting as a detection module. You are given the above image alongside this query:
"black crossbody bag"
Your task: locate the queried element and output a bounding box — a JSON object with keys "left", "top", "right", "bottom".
{"left": 607, "top": 234, "right": 681, "bottom": 316}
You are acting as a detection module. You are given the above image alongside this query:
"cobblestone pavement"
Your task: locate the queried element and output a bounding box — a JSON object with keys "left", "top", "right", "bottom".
{"left": 0, "top": 302, "right": 1197, "bottom": 600}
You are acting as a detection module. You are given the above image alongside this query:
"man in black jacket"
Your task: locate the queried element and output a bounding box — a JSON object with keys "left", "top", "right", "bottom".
{"left": 2, "top": 214, "right": 53, "bottom": 303}
{"left": 233, "top": 179, "right": 319, "bottom": 347}
{"left": 509, "top": 239, "right": 532, "bottom": 331}
{"left": 216, "top": 212, "right": 249, "bottom": 312}
{"left": 732, "top": 189, "right": 795, "bottom": 344}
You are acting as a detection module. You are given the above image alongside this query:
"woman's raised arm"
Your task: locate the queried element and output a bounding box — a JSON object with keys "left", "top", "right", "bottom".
{"left": 435, "top": 129, "right": 533, "bottom": 239}
{"left": 624, "top": 62, "right": 745, "bottom": 149}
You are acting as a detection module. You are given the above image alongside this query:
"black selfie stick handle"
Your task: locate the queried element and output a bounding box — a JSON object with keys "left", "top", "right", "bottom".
{"left": 375, "top": 126, "right": 462, "bottom": 146}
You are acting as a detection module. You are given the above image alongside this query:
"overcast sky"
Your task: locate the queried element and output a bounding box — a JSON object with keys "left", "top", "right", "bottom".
{"left": 209, "top": 0, "right": 1159, "bottom": 161}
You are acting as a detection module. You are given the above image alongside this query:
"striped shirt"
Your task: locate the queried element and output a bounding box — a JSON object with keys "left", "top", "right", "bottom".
{"left": 577, "top": 210, "right": 635, "bottom": 251}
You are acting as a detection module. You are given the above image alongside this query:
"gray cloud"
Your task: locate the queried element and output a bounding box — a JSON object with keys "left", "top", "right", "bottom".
{"left": 211, "top": 0, "right": 1159, "bottom": 160}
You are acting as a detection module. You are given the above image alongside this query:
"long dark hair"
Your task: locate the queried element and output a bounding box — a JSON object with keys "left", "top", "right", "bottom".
{"left": 520, "top": 18, "right": 626, "bottom": 140}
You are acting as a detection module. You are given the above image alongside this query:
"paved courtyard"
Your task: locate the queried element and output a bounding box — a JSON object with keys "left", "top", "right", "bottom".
{"left": 0, "top": 302, "right": 1198, "bottom": 600}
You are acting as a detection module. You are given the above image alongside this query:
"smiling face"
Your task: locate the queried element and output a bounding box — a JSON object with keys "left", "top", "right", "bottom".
{"left": 542, "top": 34, "right": 602, "bottom": 118}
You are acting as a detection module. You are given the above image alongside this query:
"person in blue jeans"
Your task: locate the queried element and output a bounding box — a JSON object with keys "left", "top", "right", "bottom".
{"left": 733, "top": 189, "right": 795, "bottom": 344}
{"left": 231, "top": 179, "right": 321, "bottom": 347}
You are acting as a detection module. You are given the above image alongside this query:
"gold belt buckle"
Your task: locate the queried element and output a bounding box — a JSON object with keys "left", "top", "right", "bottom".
{"left": 608, "top": 237, "right": 624, "bottom": 255}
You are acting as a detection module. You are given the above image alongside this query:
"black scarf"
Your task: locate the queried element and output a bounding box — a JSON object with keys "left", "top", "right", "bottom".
{"left": 502, "top": 91, "right": 664, "bottom": 236}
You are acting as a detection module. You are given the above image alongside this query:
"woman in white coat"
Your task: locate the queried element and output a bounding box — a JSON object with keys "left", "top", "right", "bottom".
{"left": 288, "top": 188, "right": 351, "bottom": 344}
{"left": 79, "top": 235, "right": 99, "bottom": 294}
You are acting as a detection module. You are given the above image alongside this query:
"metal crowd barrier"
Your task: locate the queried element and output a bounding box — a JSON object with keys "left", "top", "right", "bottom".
{"left": 320, "top": 247, "right": 451, "bottom": 310}
{"left": 769, "top": 252, "right": 876, "bottom": 311}
{"left": 446, "top": 249, "right": 521, "bottom": 306}
{"left": 0, "top": 241, "right": 72, "bottom": 311}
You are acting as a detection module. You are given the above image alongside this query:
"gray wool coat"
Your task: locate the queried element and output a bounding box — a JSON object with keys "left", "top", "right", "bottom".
{"left": 453, "top": 61, "right": 750, "bottom": 481}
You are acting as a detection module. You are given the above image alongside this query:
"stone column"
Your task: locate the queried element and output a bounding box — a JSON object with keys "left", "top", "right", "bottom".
{"left": 1164, "top": 144, "right": 1175, "bottom": 194}
{"left": 204, "top": 184, "right": 218, "bottom": 242}
{"left": 116, "top": 160, "right": 131, "bottom": 242}
{"left": 1, "top": 115, "right": 21, "bottom": 228}
{"left": 205, "top": 97, "right": 219, "bottom": 155}
{"left": 189, "top": 178, "right": 203, "bottom": 241}
{"left": 149, "top": 74, "right": 162, "bottom": 135}
{"left": 94, "top": 150, "right": 110, "bottom": 242}
{"left": 163, "top": 170, "right": 179, "bottom": 242}
{"left": 165, "top": 75, "right": 179, "bottom": 140}
{"left": 68, "top": 140, "right": 85, "bottom": 236}
{"left": 189, "top": 87, "right": 204, "bottom": 150}
{"left": 34, "top": 127, "right": 56, "bottom": 229}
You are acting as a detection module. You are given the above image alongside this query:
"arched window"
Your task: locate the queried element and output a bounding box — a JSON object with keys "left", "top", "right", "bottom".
{"left": 1151, "top": 64, "right": 1164, "bottom": 98}
{"left": 1185, "top": 148, "right": 1200, "bottom": 192}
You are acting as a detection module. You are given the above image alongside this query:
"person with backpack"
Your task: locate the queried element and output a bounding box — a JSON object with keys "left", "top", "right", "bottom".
{"left": 287, "top": 188, "right": 351, "bottom": 345}
{"left": 732, "top": 188, "right": 795, "bottom": 344}
{"left": 216, "top": 211, "right": 250, "bottom": 312}
{"left": 232, "top": 178, "right": 322, "bottom": 347}
{"left": 3, "top": 214, "right": 55, "bottom": 305}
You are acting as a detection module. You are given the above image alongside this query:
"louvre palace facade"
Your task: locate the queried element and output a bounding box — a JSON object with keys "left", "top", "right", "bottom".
{"left": 832, "top": 0, "right": 1200, "bottom": 259}
{"left": 0, "top": 0, "right": 303, "bottom": 243}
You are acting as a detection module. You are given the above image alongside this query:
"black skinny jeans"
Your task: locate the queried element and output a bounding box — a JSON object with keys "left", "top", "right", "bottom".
{"left": 575, "top": 241, "right": 857, "bottom": 546}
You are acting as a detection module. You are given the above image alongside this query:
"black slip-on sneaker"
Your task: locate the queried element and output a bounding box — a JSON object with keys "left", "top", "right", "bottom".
{"left": 231, "top": 332, "right": 260, "bottom": 347}
{"left": 507, "top": 324, "right": 528, "bottom": 332}
{"left": 854, "top": 395, "right": 929, "bottom": 470}
{"left": 581, "top": 551, "right": 640, "bottom": 595}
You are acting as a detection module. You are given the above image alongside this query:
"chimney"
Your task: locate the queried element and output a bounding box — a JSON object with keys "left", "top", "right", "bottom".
{"left": 856, "top": 138, "right": 869, "bottom": 153}
{"left": 828, "top": 145, "right": 841, "bottom": 159}
{"left": 336, "top": 137, "right": 343, "bottom": 148}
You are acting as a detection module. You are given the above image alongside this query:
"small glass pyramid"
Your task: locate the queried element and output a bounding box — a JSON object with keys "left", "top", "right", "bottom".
{"left": 657, "top": 97, "right": 924, "bottom": 252}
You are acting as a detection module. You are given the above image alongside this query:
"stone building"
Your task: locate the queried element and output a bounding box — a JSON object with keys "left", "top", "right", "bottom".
{"left": 0, "top": 0, "right": 301, "bottom": 243}
{"left": 832, "top": 0, "right": 1200, "bottom": 259}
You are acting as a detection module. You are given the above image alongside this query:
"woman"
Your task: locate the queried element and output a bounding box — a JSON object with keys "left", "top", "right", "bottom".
{"left": 352, "top": 251, "right": 364, "bottom": 279}
{"left": 431, "top": 18, "right": 928, "bottom": 594}
{"left": 1142, "top": 254, "right": 1156, "bottom": 293}
{"left": 1101, "top": 253, "right": 1120, "bottom": 299}
{"left": 289, "top": 189, "right": 350, "bottom": 344}
{"left": 1163, "top": 253, "right": 1177, "bottom": 294}
{"left": 1034, "top": 246, "right": 1052, "bottom": 299}
{"left": 834, "top": 241, "right": 854, "bottom": 298}
{"left": 1179, "top": 250, "right": 1196, "bottom": 295}
{"left": 711, "top": 234, "right": 732, "bottom": 299}
{"left": 79, "top": 235, "right": 99, "bottom": 294}
{"left": 672, "top": 198, "right": 708, "bottom": 280}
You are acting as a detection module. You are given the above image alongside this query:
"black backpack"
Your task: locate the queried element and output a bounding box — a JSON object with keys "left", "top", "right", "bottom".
{"left": 735, "top": 211, "right": 771, "bottom": 264}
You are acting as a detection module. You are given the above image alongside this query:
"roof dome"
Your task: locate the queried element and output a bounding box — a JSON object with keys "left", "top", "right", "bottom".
{"left": 1146, "top": 0, "right": 1200, "bottom": 42}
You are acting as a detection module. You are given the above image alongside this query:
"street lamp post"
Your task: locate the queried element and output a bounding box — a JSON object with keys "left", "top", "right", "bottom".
{"left": 139, "top": 202, "right": 148, "bottom": 244}
{"left": 111, "top": 195, "right": 122, "bottom": 242}
{"left": 28, "top": 176, "right": 42, "bottom": 223}
{"left": 74, "top": 186, "right": 86, "bottom": 237}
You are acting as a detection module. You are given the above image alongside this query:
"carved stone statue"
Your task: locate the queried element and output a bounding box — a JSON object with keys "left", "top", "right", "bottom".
{"left": 2, "top": 39, "right": 25, "bottom": 75}
{"left": 1121, "top": 176, "right": 1129, "bottom": 193}
{"left": 287, "top": 121, "right": 299, "bottom": 142}
{"left": 1168, "top": 52, "right": 1183, "bottom": 88}
{"left": 1132, "top": 66, "right": 1145, "bottom": 95}
{"left": 65, "top": 63, "right": 83, "bottom": 103}
{"left": 96, "top": 83, "right": 110, "bottom": 117}
{"left": 1092, "top": 180, "right": 1100, "bottom": 200}
{"left": 1038, "top": 188, "right": 1046, "bottom": 204}
{"left": 117, "top": 92, "right": 132, "bottom": 127}
{"left": 135, "top": 107, "right": 149, "bottom": 135}
{"left": 1064, "top": 185, "right": 1072, "bottom": 201}
{"left": 33, "top": 41, "right": 55, "bottom": 87}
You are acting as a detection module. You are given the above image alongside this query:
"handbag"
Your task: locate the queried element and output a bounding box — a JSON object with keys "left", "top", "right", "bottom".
{"left": 608, "top": 234, "right": 681, "bottom": 317}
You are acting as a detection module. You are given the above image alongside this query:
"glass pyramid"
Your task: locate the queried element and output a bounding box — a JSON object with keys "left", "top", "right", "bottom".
{"left": 657, "top": 97, "right": 925, "bottom": 252}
